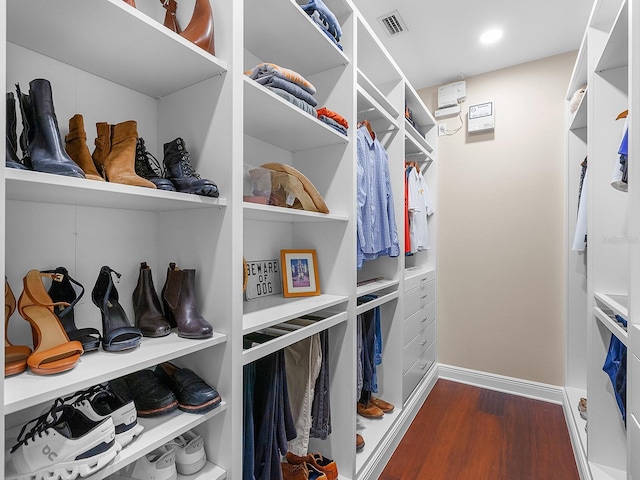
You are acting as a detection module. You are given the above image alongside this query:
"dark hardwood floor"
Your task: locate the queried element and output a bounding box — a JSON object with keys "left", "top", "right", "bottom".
{"left": 380, "top": 379, "right": 579, "bottom": 480}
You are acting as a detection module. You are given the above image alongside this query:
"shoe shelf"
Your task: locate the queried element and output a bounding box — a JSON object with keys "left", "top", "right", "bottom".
{"left": 243, "top": 202, "right": 348, "bottom": 223}
{"left": 244, "top": 0, "right": 349, "bottom": 77}
{"left": 356, "top": 278, "right": 399, "bottom": 298}
{"left": 4, "top": 332, "right": 227, "bottom": 415}
{"left": 243, "top": 78, "right": 349, "bottom": 151}
{"left": 355, "top": 407, "right": 402, "bottom": 475}
{"left": 357, "top": 69, "right": 401, "bottom": 121}
{"left": 594, "top": 306, "right": 628, "bottom": 346}
{"left": 6, "top": 0, "right": 227, "bottom": 99}
{"left": 564, "top": 386, "right": 588, "bottom": 463}
{"left": 356, "top": 86, "right": 399, "bottom": 134}
{"left": 5, "top": 169, "right": 227, "bottom": 213}
{"left": 109, "top": 462, "right": 226, "bottom": 480}
{"left": 243, "top": 294, "right": 348, "bottom": 335}
{"left": 595, "top": 0, "right": 628, "bottom": 73}
{"left": 242, "top": 310, "right": 347, "bottom": 364}
{"left": 569, "top": 89, "right": 588, "bottom": 131}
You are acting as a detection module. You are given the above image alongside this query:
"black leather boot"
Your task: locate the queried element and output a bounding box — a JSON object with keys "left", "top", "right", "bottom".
{"left": 133, "top": 262, "right": 171, "bottom": 338}
{"left": 161, "top": 263, "right": 213, "bottom": 339}
{"left": 6, "top": 92, "right": 27, "bottom": 170}
{"left": 163, "top": 137, "right": 219, "bottom": 197}
{"left": 134, "top": 138, "right": 176, "bottom": 191}
{"left": 16, "top": 79, "right": 85, "bottom": 178}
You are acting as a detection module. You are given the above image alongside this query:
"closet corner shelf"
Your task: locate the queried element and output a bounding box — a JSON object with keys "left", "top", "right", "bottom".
{"left": 7, "top": 0, "right": 227, "bottom": 98}
{"left": 594, "top": 306, "right": 628, "bottom": 345}
{"left": 6, "top": 169, "right": 227, "bottom": 212}
{"left": 244, "top": 0, "right": 349, "bottom": 77}
{"left": 4, "top": 331, "right": 227, "bottom": 415}
{"left": 595, "top": 0, "right": 628, "bottom": 73}
{"left": 357, "top": 69, "right": 401, "bottom": 120}
{"left": 243, "top": 202, "right": 349, "bottom": 223}
{"left": 357, "top": 86, "right": 399, "bottom": 133}
{"left": 405, "top": 120, "right": 434, "bottom": 154}
{"left": 356, "top": 278, "right": 399, "bottom": 297}
{"left": 242, "top": 310, "right": 347, "bottom": 365}
{"left": 569, "top": 92, "right": 588, "bottom": 131}
{"left": 90, "top": 403, "right": 227, "bottom": 480}
{"left": 243, "top": 78, "right": 349, "bottom": 152}
{"left": 243, "top": 294, "right": 348, "bottom": 336}
{"left": 593, "top": 292, "right": 628, "bottom": 319}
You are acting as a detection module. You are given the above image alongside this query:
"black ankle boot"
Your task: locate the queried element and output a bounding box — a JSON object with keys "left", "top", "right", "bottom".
{"left": 6, "top": 92, "right": 27, "bottom": 170}
{"left": 163, "top": 137, "right": 219, "bottom": 197}
{"left": 134, "top": 138, "right": 176, "bottom": 191}
{"left": 16, "top": 79, "right": 85, "bottom": 178}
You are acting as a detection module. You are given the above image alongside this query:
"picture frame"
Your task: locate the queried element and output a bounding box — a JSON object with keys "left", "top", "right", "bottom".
{"left": 280, "top": 249, "right": 321, "bottom": 297}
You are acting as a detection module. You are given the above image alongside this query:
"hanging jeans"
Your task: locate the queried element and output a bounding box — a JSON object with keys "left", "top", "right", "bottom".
{"left": 285, "top": 335, "right": 322, "bottom": 456}
{"left": 310, "top": 330, "right": 332, "bottom": 440}
{"left": 359, "top": 305, "right": 376, "bottom": 403}
{"left": 603, "top": 318, "right": 627, "bottom": 424}
{"left": 243, "top": 363, "right": 256, "bottom": 480}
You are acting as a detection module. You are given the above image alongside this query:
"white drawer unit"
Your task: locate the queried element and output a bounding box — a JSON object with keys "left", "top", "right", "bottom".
{"left": 404, "top": 269, "right": 436, "bottom": 293}
{"left": 403, "top": 340, "right": 436, "bottom": 402}
{"left": 403, "top": 301, "right": 436, "bottom": 346}
{"left": 403, "top": 317, "right": 436, "bottom": 372}
{"left": 404, "top": 279, "right": 436, "bottom": 318}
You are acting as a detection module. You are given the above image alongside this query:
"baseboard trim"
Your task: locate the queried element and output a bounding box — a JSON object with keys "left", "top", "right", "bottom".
{"left": 438, "top": 364, "right": 565, "bottom": 404}
{"left": 358, "top": 363, "right": 439, "bottom": 480}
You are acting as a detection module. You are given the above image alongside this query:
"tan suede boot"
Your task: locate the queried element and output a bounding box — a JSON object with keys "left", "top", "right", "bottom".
{"left": 93, "top": 121, "right": 156, "bottom": 188}
{"left": 65, "top": 114, "right": 104, "bottom": 181}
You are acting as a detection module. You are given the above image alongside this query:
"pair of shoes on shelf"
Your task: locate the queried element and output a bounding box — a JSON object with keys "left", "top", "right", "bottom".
{"left": 118, "top": 429, "right": 206, "bottom": 480}
{"left": 110, "top": 361, "right": 221, "bottom": 417}
{"left": 135, "top": 137, "right": 219, "bottom": 197}
{"left": 285, "top": 451, "right": 337, "bottom": 480}
{"left": 356, "top": 433, "right": 365, "bottom": 451}
{"left": 357, "top": 396, "right": 394, "bottom": 419}
{"left": 7, "top": 80, "right": 85, "bottom": 178}
{"left": 5, "top": 399, "right": 121, "bottom": 480}
{"left": 281, "top": 461, "right": 327, "bottom": 480}
{"left": 134, "top": 262, "right": 214, "bottom": 339}
{"left": 6, "top": 271, "right": 84, "bottom": 376}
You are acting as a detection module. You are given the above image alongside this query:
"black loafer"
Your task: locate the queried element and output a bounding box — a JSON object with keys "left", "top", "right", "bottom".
{"left": 154, "top": 362, "right": 222, "bottom": 414}
{"left": 110, "top": 369, "right": 178, "bottom": 417}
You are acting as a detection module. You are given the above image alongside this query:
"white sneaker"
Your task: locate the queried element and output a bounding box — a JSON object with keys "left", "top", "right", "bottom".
{"left": 63, "top": 383, "right": 144, "bottom": 448}
{"left": 166, "top": 430, "right": 206, "bottom": 475}
{"left": 118, "top": 445, "right": 177, "bottom": 480}
{"left": 5, "top": 404, "right": 120, "bottom": 480}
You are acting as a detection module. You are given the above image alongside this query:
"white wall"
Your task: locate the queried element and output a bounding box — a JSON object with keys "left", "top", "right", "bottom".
{"left": 419, "top": 51, "right": 576, "bottom": 386}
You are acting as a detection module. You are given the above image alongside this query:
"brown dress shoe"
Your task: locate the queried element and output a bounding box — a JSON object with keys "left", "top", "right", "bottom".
{"left": 356, "top": 433, "right": 365, "bottom": 451}
{"left": 285, "top": 452, "right": 338, "bottom": 480}
{"left": 371, "top": 396, "right": 395, "bottom": 413}
{"left": 357, "top": 401, "right": 384, "bottom": 419}
{"left": 282, "top": 462, "right": 308, "bottom": 480}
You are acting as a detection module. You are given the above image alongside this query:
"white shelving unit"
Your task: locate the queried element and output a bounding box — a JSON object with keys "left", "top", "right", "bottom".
{"left": 2, "top": 0, "right": 439, "bottom": 479}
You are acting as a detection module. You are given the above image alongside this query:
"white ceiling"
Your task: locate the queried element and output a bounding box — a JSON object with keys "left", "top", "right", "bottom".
{"left": 351, "top": 0, "right": 593, "bottom": 90}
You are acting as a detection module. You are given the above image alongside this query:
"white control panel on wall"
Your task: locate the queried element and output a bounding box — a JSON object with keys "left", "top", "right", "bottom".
{"left": 468, "top": 101, "right": 495, "bottom": 133}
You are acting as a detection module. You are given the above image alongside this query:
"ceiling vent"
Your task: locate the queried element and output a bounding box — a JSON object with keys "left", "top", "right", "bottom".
{"left": 378, "top": 10, "right": 408, "bottom": 37}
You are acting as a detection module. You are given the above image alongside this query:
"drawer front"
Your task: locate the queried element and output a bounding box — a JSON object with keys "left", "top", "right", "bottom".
{"left": 402, "top": 342, "right": 436, "bottom": 403}
{"left": 404, "top": 269, "right": 435, "bottom": 292}
{"left": 403, "top": 302, "right": 436, "bottom": 347}
{"left": 417, "top": 318, "right": 436, "bottom": 352}
{"left": 631, "top": 413, "right": 640, "bottom": 480}
{"left": 403, "top": 334, "right": 422, "bottom": 373}
{"left": 404, "top": 280, "right": 436, "bottom": 318}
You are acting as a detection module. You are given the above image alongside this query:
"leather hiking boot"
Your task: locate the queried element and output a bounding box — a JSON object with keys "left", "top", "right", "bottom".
{"left": 6, "top": 92, "right": 27, "bottom": 170}
{"left": 161, "top": 263, "right": 213, "bottom": 339}
{"left": 15, "top": 79, "right": 85, "bottom": 178}
{"left": 92, "top": 120, "right": 156, "bottom": 188}
{"left": 163, "top": 137, "right": 219, "bottom": 197}
{"left": 370, "top": 396, "right": 394, "bottom": 413}
{"left": 65, "top": 114, "right": 104, "bottom": 181}
{"left": 134, "top": 138, "right": 176, "bottom": 191}
{"left": 357, "top": 401, "right": 384, "bottom": 419}
{"left": 132, "top": 262, "right": 171, "bottom": 338}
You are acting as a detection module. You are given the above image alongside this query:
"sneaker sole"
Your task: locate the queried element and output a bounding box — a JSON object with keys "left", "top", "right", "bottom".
{"left": 176, "top": 455, "right": 206, "bottom": 476}
{"left": 116, "top": 422, "right": 144, "bottom": 448}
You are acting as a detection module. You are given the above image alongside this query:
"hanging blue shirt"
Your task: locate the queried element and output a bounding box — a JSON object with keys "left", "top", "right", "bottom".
{"left": 357, "top": 126, "right": 400, "bottom": 268}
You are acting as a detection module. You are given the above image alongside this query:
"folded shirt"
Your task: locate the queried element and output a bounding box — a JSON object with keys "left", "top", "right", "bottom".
{"left": 264, "top": 85, "right": 317, "bottom": 117}
{"left": 310, "top": 10, "right": 343, "bottom": 50}
{"left": 317, "top": 107, "right": 348, "bottom": 129}
{"left": 301, "top": 0, "right": 342, "bottom": 42}
{"left": 319, "top": 115, "right": 347, "bottom": 136}
{"left": 246, "top": 63, "right": 316, "bottom": 95}
{"left": 254, "top": 73, "right": 318, "bottom": 107}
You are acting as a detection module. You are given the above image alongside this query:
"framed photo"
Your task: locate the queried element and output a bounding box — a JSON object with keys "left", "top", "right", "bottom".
{"left": 280, "top": 249, "right": 320, "bottom": 297}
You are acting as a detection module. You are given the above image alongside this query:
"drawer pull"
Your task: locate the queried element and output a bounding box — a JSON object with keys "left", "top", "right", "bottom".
{"left": 420, "top": 277, "right": 428, "bottom": 282}
{"left": 421, "top": 294, "right": 429, "bottom": 299}
{"left": 420, "top": 340, "right": 428, "bottom": 346}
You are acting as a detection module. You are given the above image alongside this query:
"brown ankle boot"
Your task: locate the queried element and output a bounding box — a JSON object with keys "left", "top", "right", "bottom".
{"left": 93, "top": 121, "right": 155, "bottom": 188}
{"left": 65, "top": 114, "right": 104, "bottom": 181}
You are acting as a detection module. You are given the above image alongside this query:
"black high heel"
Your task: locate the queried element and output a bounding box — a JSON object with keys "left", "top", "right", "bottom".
{"left": 91, "top": 266, "right": 142, "bottom": 352}
{"left": 46, "top": 266, "right": 101, "bottom": 352}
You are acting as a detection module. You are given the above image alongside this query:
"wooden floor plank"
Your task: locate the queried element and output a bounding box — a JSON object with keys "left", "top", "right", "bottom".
{"left": 379, "top": 379, "right": 579, "bottom": 480}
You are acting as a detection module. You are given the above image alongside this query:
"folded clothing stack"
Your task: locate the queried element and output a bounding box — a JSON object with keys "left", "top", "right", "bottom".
{"left": 246, "top": 63, "right": 318, "bottom": 117}
{"left": 300, "top": 0, "right": 343, "bottom": 51}
{"left": 317, "top": 107, "right": 348, "bottom": 136}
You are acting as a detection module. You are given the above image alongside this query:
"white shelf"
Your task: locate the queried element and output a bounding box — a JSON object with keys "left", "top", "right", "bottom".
{"left": 569, "top": 90, "right": 588, "bottom": 131}
{"left": 405, "top": 130, "right": 435, "bottom": 163}
{"left": 6, "top": 169, "right": 227, "bottom": 212}
{"left": 566, "top": 30, "right": 588, "bottom": 100}
{"left": 594, "top": 306, "right": 628, "bottom": 346}
{"left": 589, "top": 462, "right": 627, "bottom": 480}
{"left": 109, "top": 462, "right": 226, "bottom": 480}
{"left": 243, "top": 294, "right": 348, "bottom": 335}
{"left": 244, "top": 0, "right": 349, "bottom": 77}
{"left": 594, "top": 292, "right": 628, "bottom": 320}
{"left": 356, "top": 278, "right": 399, "bottom": 297}
{"left": 405, "top": 120, "right": 434, "bottom": 154}
{"left": 4, "top": 332, "right": 227, "bottom": 414}
{"left": 90, "top": 403, "right": 227, "bottom": 479}
{"left": 243, "top": 202, "right": 349, "bottom": 223}
{"left": 243, "top": 78, "right": 349, "bottom": 152}
{"left": 565, "top": 386, "right": 588, "bottom": 459}
{"left": 242, "top": 311, "right": 347, "bottom": 364}
{"left": 357, "top": 69, "right": 401, "bottom": 120}
{"left": 405, "top": 82, "right": 436, "bottom": 129}
{"left": 355, "top": 406, "right": 402, "bottom": 474}
{"left": 356, "top": 291, "right": 399, "bottom": 316}
{"left": 356, "top": 17, "right": 402, "bottom": 88}
{"left": 7, "top": 0, "right": 227, "bottom": 98}
{"left": 357, "top": 86, "right": 399, "bottom": 134}
{"left": 595, "top": 1, "right": 628, "bottom": 73}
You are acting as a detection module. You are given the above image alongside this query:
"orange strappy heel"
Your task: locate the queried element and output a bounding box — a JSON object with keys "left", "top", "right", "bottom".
{"left": 17, "top": 270, "right": 83, "bottom": 375}
{"left": 5, "top": 279, "right": 32, "bottom": 376}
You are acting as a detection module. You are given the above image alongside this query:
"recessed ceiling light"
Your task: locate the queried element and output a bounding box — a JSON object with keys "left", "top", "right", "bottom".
{"left": 480, "top": 28, "right": 503, "bottom": 45}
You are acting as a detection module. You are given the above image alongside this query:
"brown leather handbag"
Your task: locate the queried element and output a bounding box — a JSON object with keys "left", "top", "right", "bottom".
{"left": 160, "top": 0, "right": 215, "bottom": 56}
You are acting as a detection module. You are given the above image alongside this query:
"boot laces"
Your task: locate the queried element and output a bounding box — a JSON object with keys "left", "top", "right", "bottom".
{"left": 136, "top": 138, "right": 166, "bottom": 178}
{"left": 178, "top": 152, "right": 202, "bottom": 179}
{"left": 11, "top": 401, "right": 68, "bottom": 452}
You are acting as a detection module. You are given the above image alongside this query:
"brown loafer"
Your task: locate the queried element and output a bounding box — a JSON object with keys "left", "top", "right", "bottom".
{"left": 285, "top": 452, "right": 338, "bottom": 480}
{"left": 356, "top": 433, "right": 365, "bottom": 451}
{"left": 357, "top": 401, "right": 384, "bottom": 419}
{"left": 371, "top": 396, "right": 395, "bottom": 413}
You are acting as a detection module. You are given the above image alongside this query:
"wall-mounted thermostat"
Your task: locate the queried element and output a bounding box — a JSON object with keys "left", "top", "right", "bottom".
{"left": 468, "top": 101, "right": 495, "bottom": 133}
